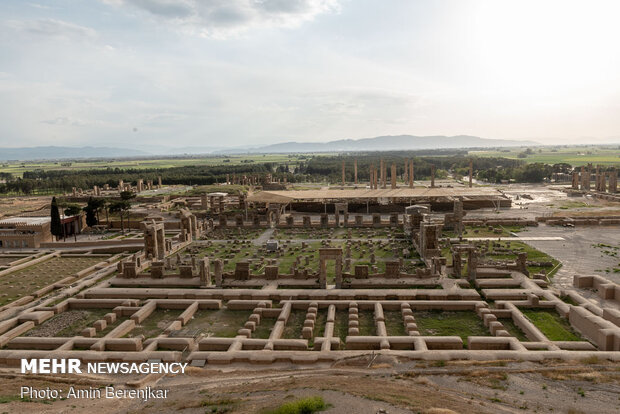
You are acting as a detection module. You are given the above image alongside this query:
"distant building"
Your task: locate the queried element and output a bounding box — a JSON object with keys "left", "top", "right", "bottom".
{"left": 0, "top": 214, "right": 85, "bottom": 248}
{"left": 0, "top": 217, "right": 52, "bottom": 248}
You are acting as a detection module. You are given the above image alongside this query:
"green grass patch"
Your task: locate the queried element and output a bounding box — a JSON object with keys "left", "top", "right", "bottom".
{"left": 253, "top": 317, "right": 276, "bottom": 339}
{"left": 130, "top": 309, "right": 181, "bottom": 339}
{"left": 499, "top": 318, "right": 528, "bottom": 341}
{"left": 521, "top": 308, "right": 583, "bottom": 341}
{"left": 282, "top": 310, "right": 307, "bottom": 339}
{"left": 384, "top": 311, "right": 406, "bottom": 336}
{"left": 180, "top": 309, "right": 250, "bottom": 338}
{"left": 263, "top": 396, "right": 327, "bottom": 414}
{"left": 357, "top": 311, "right": 376, "bottom": 336}
{"left": 333, "top": 311, "right": 349, "bottom": 348}
{"left": 415, "top": 310, "right": 490, "bottom": 347}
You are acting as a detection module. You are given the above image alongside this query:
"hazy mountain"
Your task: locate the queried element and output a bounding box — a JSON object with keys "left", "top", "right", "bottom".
{"left": 0, "top": 135, "right": 538, "bottom": 161}
{"left": 0, "top": 146, "right": 149, "bottom": 161}
{"left": 216, "top": 135, "right": 538, "bottom": 154}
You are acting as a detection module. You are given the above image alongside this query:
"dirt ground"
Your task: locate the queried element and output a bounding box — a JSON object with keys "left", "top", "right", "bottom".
{"left": 1, "top": 357, "right": 619, "bottom": 414}
{"left": 0, "top": 196, "right": 51, "bottom": 219}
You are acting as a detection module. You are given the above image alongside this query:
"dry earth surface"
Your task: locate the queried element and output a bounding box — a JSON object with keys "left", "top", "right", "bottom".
{"left": 1, "top": 357, "right": 619, "bottom": 414}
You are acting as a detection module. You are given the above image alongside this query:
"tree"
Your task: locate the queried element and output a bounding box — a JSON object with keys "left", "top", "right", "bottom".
{"left": 63, "top": 204, "right": 82, "bottom": 217}
{"left": 50, "top": 197, "right": 62, "bottom": 241}
{"left": 84, "top": 197, "right": 98, "bottom": 228}
{"left": 118, "top": 191, "right": 135, "bottom": 230}
{"left": 120, "top": 191, "right": 136, "bottom": 201}
{"left": 108, "top": 200, "right": 131, "bottom": 234}
{"left": 89, "top": 197, "right": 106, "bottom": 223}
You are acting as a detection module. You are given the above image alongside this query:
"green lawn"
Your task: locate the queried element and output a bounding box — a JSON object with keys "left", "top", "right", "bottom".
{"left": 415, "top": 310, "right": 490, "bottom": 347}
{"left": 499, "top": 318, "right": 529, "bottom": 341}
{"left": 384, "top": 311, "right": 407, "bottom": 336}
{"left": 521, "top": 309, "right": 583, "bottom": 341}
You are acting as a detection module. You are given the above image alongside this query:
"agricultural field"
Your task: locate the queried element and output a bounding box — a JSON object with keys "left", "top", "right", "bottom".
{"left": 0, "top": 153, "right": 322, "bottom": 177}
{"left": 471, "top": 145, "right": 620, "bottom": 166}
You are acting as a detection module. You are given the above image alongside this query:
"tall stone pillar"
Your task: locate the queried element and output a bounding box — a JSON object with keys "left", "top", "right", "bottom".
{"left": 572, "top": 171, "right": 580, "bottom": 189}
{"left": 335, "top": 257, "right": 342, "bottom": 289}
{"left": 354, "top": 159, "right": 358, "bottom": 184}
{"left": 469, "top": 159, "right": 473, "bottom": 188}
{"left": 430, "top": 165, "right": 436, "bottom": 188}
{"left": 409, "top": 160, "right": 414, "bottom": 188}
{"left": 380, "top": 159, "right": 385, "bottom": 189}
{"left": 199, "top": 258, "right": 211, "bottom": 287}
{"left": 319, "top": 259, "right": 327, "bottom": 289}
{"left": 390, "top": 163, "right": 397, "bottom": 189}
{"left": 584, "top": 165, "right": 591, "bottom": 191}
{"left": 467, "top": 250, "right": 477, "bottom": 282}
{"left": 214, "top": 259, "right": 223, "bottom": 287}
{"left": 609, "top": 169, "right": 617, "bottom": 193}
{"left": 342, "top": 160, "right": 345, "bottom": 186}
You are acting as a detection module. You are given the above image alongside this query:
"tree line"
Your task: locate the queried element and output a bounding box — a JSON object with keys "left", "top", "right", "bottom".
{"left": 0, "top": 153, "right": 598, "bottom": 195}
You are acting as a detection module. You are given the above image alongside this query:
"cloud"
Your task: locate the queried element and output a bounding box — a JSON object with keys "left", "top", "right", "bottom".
{"left": 102, "top": 0, "right": 340, "bottom": 37}
{"left": 41, "top": 117, "right": 87, "bottom": 126}
{"left": 8, "top": 18, "right": 96, "bottom": 39}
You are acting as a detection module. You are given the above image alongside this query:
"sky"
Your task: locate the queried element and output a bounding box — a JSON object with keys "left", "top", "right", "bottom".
{"left": 1, "top": 0, "right": 619, "bottom": 149}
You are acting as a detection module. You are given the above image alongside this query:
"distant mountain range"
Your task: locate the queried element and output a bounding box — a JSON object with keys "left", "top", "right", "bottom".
{"left": 0, "top": 135, "right": 537, "bottom": 161}
{"left": 220, "top": 135, "right": 537, "bottom": 154}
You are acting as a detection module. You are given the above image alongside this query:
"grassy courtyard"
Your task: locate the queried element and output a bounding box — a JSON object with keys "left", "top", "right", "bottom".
{"left": 520, "top": 308, "right": 584, "bottom": 341}
{"left": 414, "top": 310, "right": 490, "bottom": 347}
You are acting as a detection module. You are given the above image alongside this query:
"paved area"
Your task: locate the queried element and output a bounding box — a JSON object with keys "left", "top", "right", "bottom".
{"left": 521, "top": 224, "right": 620, "bottom": 288}
{"left": 253, "top": 228, "right": 275, "bottom": 246}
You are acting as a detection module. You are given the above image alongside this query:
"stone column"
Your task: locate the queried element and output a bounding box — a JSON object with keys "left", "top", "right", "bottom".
{"left": 609, "top": 169, "right": 617, "bottom": 193}
{"left": 157, "top": 227, "right": 166, "bottom": 259}
{"left": 199, "top": 258, "right": 210, "bottom": 287}
{"left": 430, "top": 164, "right": 436, "bottom": 188}
{"left": 595, "top": 165, "right": 600, "bottom": 191}
{"left": 214, "top": 259, "right": 223, "bottom": 287}
{"left": 380, "top": 159, "right": 385, "bottom": 189}
{"left": 391, "top": 163, "right": 397, "bottom": 189}
{"left": 572, "top": 171, "right": 580, "bottom": 189}
{"left": 354, "top": 159, "right": 358, "bottom": 184}
{"left": 342, "top": 160, "right": 345, "bottom": 186}
{"left": 319, "top": 259, "right": 327, "bottom": 289}
{"left": 469, "top": 159, "right": 473, "bottom": 188}
{"left": 452, "top": 250, "right": 462, "bottom": 277}
{"left": 335, "top": 257, "right": 342, "bottom": 289}
{"left": 409, "top": 160, "right": 414, "bottom": 188}
{"left": 467, "top": 250, "right": 477, "bottom": 282}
